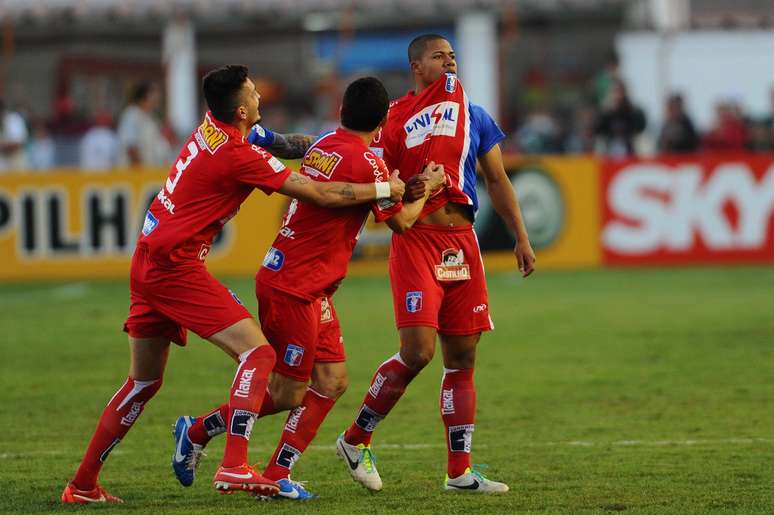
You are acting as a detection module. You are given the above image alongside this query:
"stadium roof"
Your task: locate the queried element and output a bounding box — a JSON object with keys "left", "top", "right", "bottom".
{"left": 0, "top": 0, "right": 627, "bottom": 26}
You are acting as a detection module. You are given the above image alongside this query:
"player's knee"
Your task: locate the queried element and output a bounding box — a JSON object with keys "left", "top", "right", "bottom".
{"left": 269, "top": 375, "right": 306, "bottom": 410}
{"left": 402, "top": 345, "right": 434, "bottom": 371}
{"left": 313, "top": 374, "right": 348, "bottom": 400}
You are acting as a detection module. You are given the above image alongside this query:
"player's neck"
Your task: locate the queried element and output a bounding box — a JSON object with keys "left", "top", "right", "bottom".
{"left": 340, "top": 126, "right": 376, "bottom": 146}
{"left": 414, "top": 82, "right": 431, "bottom": 95}
{"left": 234, "top": 120, "right": 250, "bottom": 138}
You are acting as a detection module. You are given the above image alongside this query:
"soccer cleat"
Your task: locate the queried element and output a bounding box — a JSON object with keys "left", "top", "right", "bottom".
{"left": 61, "top": 482, "right": 124, "bottom": 504}
{"left": 335, "top": 432, "right": 382, "bottom": 492}
{"left": 213, "top": 464, "right": 279, "bottom": 496}
{"left": 172, "top": 416, "right": 206, "bottom": 487}
{"left": 258, "top": 478, "right": 318, "bottom": 501}
{"left": 444, "top": 466, "right": 509, "bottom": 493}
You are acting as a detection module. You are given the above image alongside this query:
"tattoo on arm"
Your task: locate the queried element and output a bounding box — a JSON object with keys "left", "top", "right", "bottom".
{"left": 267, "top": 133, "right": 315, "bottom": 159}
{"left": 289, "top": 172, "right": 311, "bottom": 185}
{"left": 336, "top": 184, "right": 356, "bottom": 201}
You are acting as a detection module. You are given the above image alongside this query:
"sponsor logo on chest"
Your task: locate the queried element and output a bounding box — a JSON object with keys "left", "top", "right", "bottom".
{"left": 302, "top": 147, "right": 343, "bottom": 179}
{"left": 404, "top": 101, "right": 459, "bottom": 149}
{"left": 435, "top": 248, "right": 470, "bottom": 281}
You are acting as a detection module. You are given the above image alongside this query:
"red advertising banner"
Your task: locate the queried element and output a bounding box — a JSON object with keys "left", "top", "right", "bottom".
{"left": 601, "top": 155, "right": 774, "bottom": 265}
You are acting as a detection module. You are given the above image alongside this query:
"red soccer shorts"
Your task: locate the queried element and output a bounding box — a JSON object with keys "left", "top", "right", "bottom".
{"left": 123, "top": 247, "right": 253, "bottom": 346}
{"left": 389, "top": 223, "right": 493, "bottom": 336}
{"left": 255, "top": 282, "right": 345, "bottom": 382}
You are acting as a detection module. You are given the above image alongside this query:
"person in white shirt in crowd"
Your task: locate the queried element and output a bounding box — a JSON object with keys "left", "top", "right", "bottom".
{"left": 80, "top": 110, "right": 119, "bottom": 171}
{"left": 0, "top": 98, "right": 29, "bottom": 172}
{"left": 27, "top": 119, "right": 56, "bottom": 171}
{"left": 116, "top": 82, "right": 170, "bottom": 167}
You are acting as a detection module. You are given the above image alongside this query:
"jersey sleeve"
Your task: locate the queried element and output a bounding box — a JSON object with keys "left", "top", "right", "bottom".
{"left": 351, "top": 149, "right": 402, "bottom": 222}
{"left": 471, "top": 104, "right": 506, "bottom": 157}
{"left": 232, "top": 144, "right": 291, "bottom": 195}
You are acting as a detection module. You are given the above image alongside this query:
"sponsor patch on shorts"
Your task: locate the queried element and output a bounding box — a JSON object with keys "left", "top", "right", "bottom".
{"left": 284, "top": 344, "right": 304, "bottom": 367}
{"left": 406, "top": 291, "right": 423, "bottom": 313}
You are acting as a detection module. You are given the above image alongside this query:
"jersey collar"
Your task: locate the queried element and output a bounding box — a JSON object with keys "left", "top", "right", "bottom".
{"left": 204, "top": 111, "right": 244, "bottom": 141}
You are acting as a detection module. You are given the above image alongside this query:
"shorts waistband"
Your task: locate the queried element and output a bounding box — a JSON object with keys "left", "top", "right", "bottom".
{"left": 408, "top": 222, "right": 474, "bottom": 234}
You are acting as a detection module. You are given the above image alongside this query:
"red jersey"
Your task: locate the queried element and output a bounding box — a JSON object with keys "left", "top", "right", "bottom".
{"left": 371, "top": 74, "right": 503, "bottom": 218}
{"left": 256, "top": 128, "right": 402, "bottom": 301}
{"left": 138, "top": 112, "right": 290, "bottom": 266}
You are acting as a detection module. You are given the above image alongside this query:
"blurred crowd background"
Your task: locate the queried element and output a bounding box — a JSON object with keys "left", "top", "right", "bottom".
{"left": 2, "top": 0, "right": 774, "bottom": 174}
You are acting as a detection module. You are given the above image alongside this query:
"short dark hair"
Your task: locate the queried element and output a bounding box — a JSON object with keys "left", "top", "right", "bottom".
{"left": 340, "top": 77, "right": 389, "bottom": 132}
{"left": 202, "top": 65, "right": 249, "bottom": 123}
{"left": 408, "top": 34, "right": 448, "bottom": 62}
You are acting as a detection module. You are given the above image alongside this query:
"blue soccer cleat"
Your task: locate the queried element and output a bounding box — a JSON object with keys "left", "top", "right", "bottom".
{"left": 258, "top": 477, "right": 317, "bottom": 501}
{"left": 171, "top": 416, "right": 206, "bottom": 487}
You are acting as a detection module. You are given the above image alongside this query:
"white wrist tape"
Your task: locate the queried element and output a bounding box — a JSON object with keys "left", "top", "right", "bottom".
{"left": 375, "top": 181, "right": 391, "bottom": 199}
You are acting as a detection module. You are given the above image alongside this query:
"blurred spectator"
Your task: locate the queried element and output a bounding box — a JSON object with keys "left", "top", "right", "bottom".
{"left": 565, "top": 105, "right": 597, "bottom": 154}
{"left": 758, "top": 87, "right": 774, "bottom": 151}
{"left": 27, "top": 120, "right": 55, "bottom": 171}
{"left": 117, "top": 82, "right": 170, "bottom": 167}
{"left": 702, "top": 101, "right": 748, "bottom": 152}
{"left": 593, "top": 49, "right": 621, "bottom": 106}
{"left": 80, "top": 110, "right": 119, "bottom": 171}
{"left": 48, "top": 94, "right": 92, "bottom": 167}
{"left": 593, "top": 80, "right": 646, "bottom": 157}
{"left": 513, "top": 108, "right": 563, "bottom": 154}
{"left": 0, "top": 98, "right": 29, "bottom": 171}
{"left": 658, "top": 93, "right": 699, "bottom": 154}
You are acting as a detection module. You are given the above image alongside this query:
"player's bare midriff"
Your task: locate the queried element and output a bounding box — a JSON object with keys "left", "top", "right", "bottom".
{"left": 417, "top": 202, "right": 473, "bottom": 227}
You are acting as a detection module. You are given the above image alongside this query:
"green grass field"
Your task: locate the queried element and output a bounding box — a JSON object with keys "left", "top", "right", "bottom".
{"left": 1, "top": 267, "right": 773, "bottom": 514}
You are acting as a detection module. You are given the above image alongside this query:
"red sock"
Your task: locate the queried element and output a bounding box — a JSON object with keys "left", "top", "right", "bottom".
{"left": 440, "top": 368, "right": 476, "bottom": 478}
{"left": 72, "top": 376, "right": 162, "bottom": 490}
{"left": 188, "top": 389, "right": 279, "bottom": 446}
{"left": 344, "top": 353, "right": 417, "bottom": 446}
{"left": 263, "top": 388, "right": 336, "bottom": 480}
{"left": 222, "top": 345, "right": 276, "bottom": 468}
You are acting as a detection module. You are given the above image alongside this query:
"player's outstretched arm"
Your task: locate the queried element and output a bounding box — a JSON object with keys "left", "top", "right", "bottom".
{"left": 278, "top": 171, "right": 405, "bottom": 208}
{"left": 248, "top": 124, "right": 315, "bottom": 159}
{"left": 479, "top": 144, "right": 536, "bottom": 277}
{"left": 385, "top": 163, "right": 446, "bottom": 234}
{"left": 265, "top": 133, "right": 316, "bottom": 159}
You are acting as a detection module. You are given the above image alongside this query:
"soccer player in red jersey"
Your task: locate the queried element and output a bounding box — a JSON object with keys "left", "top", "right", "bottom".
{"left": 335, "top": 35, "right": 536, "bottom": 493}
{"left": 60, "top": 65, "right": 406, "bottom": 505}
{"left": 171, "top": 77, "right": 445, "bottom": 500}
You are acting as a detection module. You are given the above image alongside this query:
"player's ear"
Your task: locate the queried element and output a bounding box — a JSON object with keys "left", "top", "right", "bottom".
{"left": 236, "top": 105, "right": 247, "bottom": 121}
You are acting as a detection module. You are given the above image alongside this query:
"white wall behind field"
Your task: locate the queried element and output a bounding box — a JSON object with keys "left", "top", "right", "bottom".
{"left": 617, "top": 30, "right": 774, "bottom": 133}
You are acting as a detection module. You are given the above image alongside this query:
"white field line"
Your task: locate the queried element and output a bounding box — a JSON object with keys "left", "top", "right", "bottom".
{"left": 1, "top": 282, "right": 91, "bottom": 303}
{"left": 3, "top": 438, "right": 774, "bottom": 459}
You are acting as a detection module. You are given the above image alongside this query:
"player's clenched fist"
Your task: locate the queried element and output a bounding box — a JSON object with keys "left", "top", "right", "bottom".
{"left": 403, "top": 175, "right": 426, "bottom": 202}
{"left": 388, "top": 170, "right": 406, "bottom": 202}
{"left": 418, "top": 161, "right": 446, "bottom": 193}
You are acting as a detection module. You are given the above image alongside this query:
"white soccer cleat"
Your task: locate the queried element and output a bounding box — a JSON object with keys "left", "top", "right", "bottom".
{"left": 336, "top": 432, "right": 382, "bottom": 492}
{"left": 444, "top": 467, "right": 509, "bottom": 493}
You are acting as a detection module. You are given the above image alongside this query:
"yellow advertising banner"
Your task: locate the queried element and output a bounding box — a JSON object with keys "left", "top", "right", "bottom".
{"left": 0, "top": 169, "right": 289, "bottom": 281}
{"left": 0, "top": 156, "right": 603, "bottom": 281}
{"left": 500, "top": 155, "right": 601, "bottom": 269}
